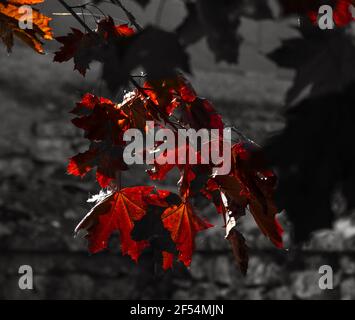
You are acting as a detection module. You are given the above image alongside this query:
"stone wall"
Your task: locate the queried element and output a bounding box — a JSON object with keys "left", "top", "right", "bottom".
{"left": 1, "top": 47, "right": 355, "bottom": 300}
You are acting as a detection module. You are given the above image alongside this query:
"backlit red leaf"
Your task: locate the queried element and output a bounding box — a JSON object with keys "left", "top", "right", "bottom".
{"left": 161, "top": 201, "right": 212, "bottom": 267}
{"left": 75, "top": 186, "right": 154, "bottom": 261}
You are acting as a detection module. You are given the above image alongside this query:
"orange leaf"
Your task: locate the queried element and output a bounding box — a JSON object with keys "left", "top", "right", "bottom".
{"left": 0, "top": 0, "right": 52, "bottom": 53}
{"left": 7, "top": 1, "right": 44, "bottom": 4}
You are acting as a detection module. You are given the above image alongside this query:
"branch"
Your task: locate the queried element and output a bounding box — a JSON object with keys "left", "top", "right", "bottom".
{"left": 111, "top": 0, "right": 143, "bottom": 31}
{"left": 58, "top": 0, "right": 93, "bottom": 33}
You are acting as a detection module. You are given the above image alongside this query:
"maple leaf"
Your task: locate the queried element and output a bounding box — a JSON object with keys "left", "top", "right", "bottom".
{"left": 175, "top": 0, "right": 271, "bottom": 62}
{"left": 75, "top": 186, "right": 155, "bottom": 261}
{"left": 144, "top": 75, "right": 223, "bottom": 130}
{"left": 147, "top": 141, "right": 213, "bottom": 199}
{"left": 53, "top": 28, "right": 95, "bottom": 76}
{"left": 55, "top": 18, "right": 190, "bottom": 93}
{"left": 118, "top": 90, "right": 152, "bottom": 131}
{"left": 161, "top": 200, "right": 212, "bottom": 267}
{"left": 179, "top": 164, "right": 212, "bottom": 199}
{"left": 68, "top": 93, "right": 131, "bottom": 187}
{"left": 71, "top": 93, "right": 128, "bottom": 144}
{"left": 54, "top": 17, "right": 134, "bottom": 77}
{"left": 67, "top": 142, "right": 127, "bottom": 188}
{"left": 131, "top": 198, "right": 178, "bottom": 270}
{"left": 131, "top": 189, "right": 212, "bottom": 269}
{"left": 204, "top": 177, "right": 250, "bottom": 274}
{"left": 179, "top": 97, "right": 224, "bottom": 131}
{"left": 269, "top": 26, "right": 355, "bottom": 105}
{"left": 214, "top": 141, "right": 283, "bottom": 249}
{"left": 121, "top": 27, "right": 190, "bottom": 87}
{"left": 176, "top": 0, "right": 241, "bottom": 63}
{"left": 143, "top": 75, "right": 197, "bottom": 117}
{"left": 0, "top": 0, "right": 52, "bottom": 53}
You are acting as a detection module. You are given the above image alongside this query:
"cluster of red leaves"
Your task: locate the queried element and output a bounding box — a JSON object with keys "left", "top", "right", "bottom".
{"left": 75, "top": 187, "right": 212, "bottom": 269}
{"left": 65, "top": 25, "right": 284, "bottom": 271}
{"left": 3, "top": 0, "right": 352, "bottom": 276}
{"left": 0, "top": 0, "right": 285, "bottom": 273}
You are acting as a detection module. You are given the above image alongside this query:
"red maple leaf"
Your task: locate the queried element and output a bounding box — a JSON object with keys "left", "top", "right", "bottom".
{"left": 161, "top": 200, "right": 213, "bottom": 267}
{"left": 144, "top": 76, "right": 223, "bottom": 131}
{"left": 75, "top": 186, "right": 154, "bottom": 261}
{"left": 67, "top": 93, "right": 130, "bottom": 187}
{"left": 143, "top": 75, "right": 197, "bottom": 116}
{"left": 71, "top": 95, "right": 128, "bottom": 144}
{"left": 67, "top": 142, "right": 127, "bottom": 188}
{"left": 180, "top": 97, "right": 224, "bottom": 131}
{"left": 212, "top": 141, "right": 284, "bottom": 249}
{"left": 147, "top": 142, "right": 213, "bottom": 198}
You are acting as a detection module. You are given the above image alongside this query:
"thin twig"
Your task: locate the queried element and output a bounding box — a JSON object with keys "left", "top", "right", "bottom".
{"left": 111, "top": 0, "right": 143, "bottom": 31}
{"left": 231, "top": 126, "right": 249, "bottom": 142}
{"left": 116, "top": 171, "right": 122, "bottom": 190}
{"left": 58, "top": 0, "right": 93, "bottom": 33}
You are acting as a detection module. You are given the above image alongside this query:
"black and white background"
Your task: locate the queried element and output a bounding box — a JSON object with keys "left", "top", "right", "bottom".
{"left": 0, "top": 0, "right": 355, "bottom": 300}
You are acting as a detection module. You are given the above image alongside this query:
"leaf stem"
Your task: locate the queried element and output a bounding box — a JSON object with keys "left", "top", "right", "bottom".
{"left": 58, "top": 0, "right": 93, "bottom": 33}
{"left": 117, "top": 171, "right": 122, "bottom": 191}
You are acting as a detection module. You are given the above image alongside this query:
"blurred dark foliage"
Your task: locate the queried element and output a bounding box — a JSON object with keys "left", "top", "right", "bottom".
{"left": 266, "top": 83, "right": 355, "bottom": 243}
{"left": 268, "top": 17, "right": 355, "bottom": 242}
{"left": 269, "top": 19, "right": 355, "bottom": 105}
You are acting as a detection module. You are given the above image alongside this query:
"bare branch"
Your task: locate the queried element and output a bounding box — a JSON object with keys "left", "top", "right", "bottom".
{"left": 58, "top": 0, "right": 93, "bottom": 33}
{"left": 111, "top": 0, "right": 143, "bottom": 31}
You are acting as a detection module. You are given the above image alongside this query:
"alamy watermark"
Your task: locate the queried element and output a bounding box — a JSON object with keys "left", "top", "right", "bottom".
{"left": 18, "top": 265, "right": 33, "bottom": 290}
{"left": 123, "top": 121, "right": 232, "bottom": 176}
{"left": 319, "top": 265, "right": 334, "bottom": 290}
{"left": 17, "top": 6, "right": 33, "bottom": 30}
{"left": 313, "top": 4, "right": 355, "bottom": 29}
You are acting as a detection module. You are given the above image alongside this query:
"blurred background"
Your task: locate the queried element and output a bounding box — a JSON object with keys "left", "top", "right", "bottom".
{"left": 0, "top": 0, "right": 355, "bottom": 300}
